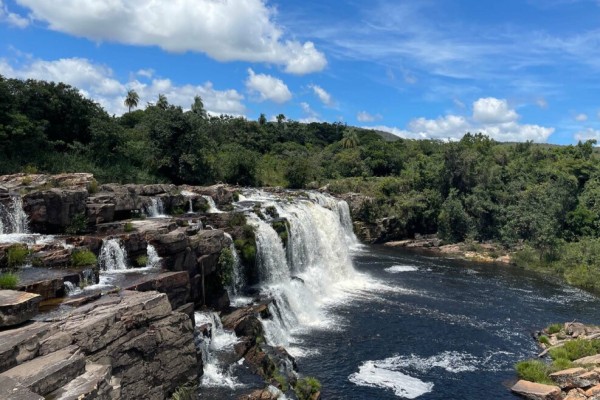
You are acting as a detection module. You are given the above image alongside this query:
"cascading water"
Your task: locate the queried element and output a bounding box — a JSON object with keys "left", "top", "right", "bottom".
{"left": 146, "top": 244, "right": 161, "bottom": 269}
{"left": 0, "top": 196, "right": 29, "bottom": 235}
{"left": 195, "top": 312, "right": 242, "bottom": 389}
{"left": 203, "top": 195, "right": 223, "bottom": 214}
{"left": 241, "top": 191, "right": 365, "bottom": 354}
{"left": 188, "top": 199, "right": 194, "bottom": 213}
{"left": 145, "top": 198, "right": 167, "bottom": 218}
{"left": 224, "top": 233, "right": 244, "bottom": 297}
{"left": 98, "top": 238, "right": 128, "bottom": 271}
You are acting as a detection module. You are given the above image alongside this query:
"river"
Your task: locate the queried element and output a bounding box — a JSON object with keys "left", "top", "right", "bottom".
{"left": 292, "top": 245, "right": 600, "bottom": 399}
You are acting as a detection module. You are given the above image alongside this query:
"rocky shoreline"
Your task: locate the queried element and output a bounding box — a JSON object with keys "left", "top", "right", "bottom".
{"left": 0, "top": 173, "right": 320, "bottom": 400}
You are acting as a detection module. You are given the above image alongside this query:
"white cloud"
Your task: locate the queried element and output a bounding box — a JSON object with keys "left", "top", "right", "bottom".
{"left": 0, "top": 56, "right": 245, "bottom": 116}
{"left": 0, "top": 0, "right": 29, "bottom": 27}
{"left": 299, "top": 101, "right": 320, "bottom": 123}
{"left": 357, "top": 111, "right": 383, "bottom": 122}
{"left": 364, "top": 97, "right": 554, "bottom": 142}
{"left": 136, "top": 69, "right": 154, "bottom": 79}
{"left": 309, "top": 84, "right": 332, "bottom": 106}
{"left": 575, "top": 113, "right": 588, "bottom": 122}
{"left": 16, "top": 0, "right": 326, "bottom": 74}
{"left": 472, "top": 97, "right": 518, "bottom": 124}
{"left": 536, "top": 98, "right": 548, "bottom": 109}
{"left": 245, "top": 68, "right": 292, "bottom": 104}
{"left": 575, "top": 128, "right": 600, "bottom": 143}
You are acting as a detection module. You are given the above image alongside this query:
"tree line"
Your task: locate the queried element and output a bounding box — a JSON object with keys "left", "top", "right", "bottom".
{"left": 2, "top": 75, "right": 600, "bottom": 290}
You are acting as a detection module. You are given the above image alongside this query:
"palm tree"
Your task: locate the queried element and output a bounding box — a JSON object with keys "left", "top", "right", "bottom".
{"left": 157, "top": 94, "right": 168, "bottom": 110}
{"left": 341, "top": 129, "right": 360, "bottom": 149}
{"left": 191, "top": 95, "right": 207, "bottom": 118}
{"left": 124, "top": 89, "right": 139, "bottom": 113}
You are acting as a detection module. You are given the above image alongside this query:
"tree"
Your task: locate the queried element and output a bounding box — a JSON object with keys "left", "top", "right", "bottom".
{"left": 191, "top": 95, "right": 207, "bottom": 118}
{"left": 124, "top": 89, "right": 139, "bottom": 113}
{"left": 341, "top": 129, "right": 360, "bottom": 149}
{"left": 156, "top": 94, "right": 169, "bottom": 110}
{"left": 276, "top": 114, "right": 286, "bottom": 124}
{"left": 258, "top": 113, "right": 267, "bottom": 125}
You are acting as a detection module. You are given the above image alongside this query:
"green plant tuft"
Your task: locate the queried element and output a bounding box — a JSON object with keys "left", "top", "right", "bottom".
{"left": 217, "top": 247, "right": 235, "bottom": 286}
{"left": 71, "top": 249, "right": 97, "bottom": 267}
{"left": 538, "top": 335, "right": 550, "bottom": 346}
{"left": 169, "top": 382, "right": 196, "bottom": 400}
{"left": 0, "top": 272, "right": 19, "bottom": 289}
{"left": 7, "top": 244, "right": 29, "bottom": 268}
{"left": 294, "top": 377, "right": 322, "bottom": 400}
{"left": 66, "top": 213, "right": 87, "bottom": 235}
{"left": 547, "top": 323, "right": 563, "bottom": 334}
{"left": 135, "top": 255, "right": 148, "bottom": 268}
{"left": 124, "top": 222, "right": 134, "bottom": 232}
{"left": 515, "top": 360, "right": 553, "bottom": 384}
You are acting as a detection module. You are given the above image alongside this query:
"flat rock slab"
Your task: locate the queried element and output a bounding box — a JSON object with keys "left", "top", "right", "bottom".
{"left": 549, "top": 367, "right": 586, "bottom": 388}
{"left": 0, "top": 376, "right": 43, "bottom": 400}
{"left": 1, "top": 345, "right": 85, "bottom": 396}
{"left": 46, "top": 362, "right": 115, "bottom": 400}
{"left": 575, "top": 354, "right": 600, "bottom": 365}
{"left": 0, "top": 290, "right": 41, "bottom": 328}
{"left": 511, "top": 380, "right": 562, "bottom": 400}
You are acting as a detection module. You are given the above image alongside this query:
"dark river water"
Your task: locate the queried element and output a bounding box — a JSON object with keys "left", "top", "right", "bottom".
{"left": 292, "top": 245, "right": 600, "bottom": 399}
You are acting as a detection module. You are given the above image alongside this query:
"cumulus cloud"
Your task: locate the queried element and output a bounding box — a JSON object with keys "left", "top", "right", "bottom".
{"left": 575, "top": 128, "right": 600, "bottom": 143}
{"left": 15, "top": 0, "right": 326, "bottom": 74}
{"left": 0, "top": 56, "right": 245, "bottom": 116}
{"left": 575, "top": 113, "right": 588, "bottom": 122}
{"left": 0, "top": 0, "right": 29, "bottom": 27}
{"left": 245, "top": 68, "right": 292, "bottom": 104}
{"left": 472, "top": 97, "right": 518, "bottom": 124}
{"left": 309, "top": 84, "right": 332, "bottom": 106}
{"left": 357, "top": 111, "right": 383, "bottom": 122}
{"left": 364, "top": 97, "right": 554, "bottom": 142}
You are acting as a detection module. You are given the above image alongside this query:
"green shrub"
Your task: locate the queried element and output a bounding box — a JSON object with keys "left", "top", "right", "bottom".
{"left": 66, "top": 213, "right": 87, "bottom": 235}
{"left": 124, "top": 222, "right": 134, "bottom": 232}
{"left": 228, "top": 213, "right": 246, "bottom": 227}
{"left": 7, "top": 244, "right": 29, "bottom": 267}
{"left": 272, "top": 372, "right": 289, "bottom": 393}
{"left": 272, "top": 220, "right": 289, "bottom": 247}
{"left": 169, "top": 383, "right": 196, "bottom": 400}
{"left": 135, "top": 256, "right": 148, "bottom": 268}
{"left": 547, "top": 323, "right": 563, "bottom": 334}
{"left": 515, "top": 360, "right": 552, "bottom": 384}
{"left": 538, "top": 335, "right": 550, "bottom": 346}
{"left": 217, "top": 248, "right": 234, "bottom": 286}
{"left": 0, "top": 272, "right": 19, "bottom": 289}
{"left": 552, "top": 357, "right": 574, "bottom": 371}
{"left": 71, "top": 249, "right": 97, "bottom": 267}
{"left": 88, "top": 179, "right": 99, "bottom": 194}
{"left": 294, "top": 377, "right": 321, "bottom": 400}
{"left": 559, "top": 339, "right": 600, "bottom": 361}
{"left": 548, "top": 346, "right": 569, "bottom": 361}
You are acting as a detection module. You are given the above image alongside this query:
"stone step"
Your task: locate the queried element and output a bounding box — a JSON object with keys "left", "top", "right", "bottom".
{"left": 0, "top": 290, "right": 41, "bottom": 328}
{"left": 0, "top": 321, "right": 54, "bottom": 373}
{"left": 0, "top": 345, "right": 85, "bottom": 396}
{"left": 45, "top": 362, "right": 117, "bottom": 400}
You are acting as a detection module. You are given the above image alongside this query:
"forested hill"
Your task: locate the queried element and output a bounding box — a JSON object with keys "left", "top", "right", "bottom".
{"left": 3, "top": 75, "right": 600, "bottom": 291}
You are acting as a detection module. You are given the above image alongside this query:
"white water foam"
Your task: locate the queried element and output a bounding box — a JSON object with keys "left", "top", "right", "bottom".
{"left": 349, "top": 359, "right": 433, "bottom": 399}
{"left": 145, "top": 197, "right": 168, "bottom": 218}
{"left": 0, "top": 196, "right": 29, "bottom": 234}
{"left": 202, "top": 195, "right": 223, "bottom": 213}
{"left": 385, "top": 265, "right": 419, "bottom": 273}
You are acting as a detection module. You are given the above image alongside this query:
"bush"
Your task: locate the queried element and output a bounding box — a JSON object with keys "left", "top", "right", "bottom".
{"left": 0, "top": 272, "right": 19, "bottom": 289}
{"left": 71, "top": 249, "right": 97, "bottom": 267}
{"left": 558, "top": 339, "right": 600, "bottom": 361}
{"left": 124, "top": 222, "right": 134, "bottom": 232}
{"left": 294, "top": 377, "right": 321, "bottom": 400}
{"left": 169, "top": 383, "right": 196, "bottom": 400}
{"left": 547, "top": 323, "right": 563, "bottom": 334}
{"left": 515, "top": 360, "right": 552, "bottom": 384}
{"left": 538, "top": 335, "right": 550, "bottom": 346}
{"left": 88, "top": 179, "right": 99, "bottom": 194}
{"left": 135, "top": 255, "right": 148, "bottom": 268}
{"left": 217, "top": 248, "right": 234, "bottom": 286}
{"left": 66, "top": 213, "right": 87, "bottom": 235}
{"left": 7, "top": 244, "right": 29, "bottom": 267}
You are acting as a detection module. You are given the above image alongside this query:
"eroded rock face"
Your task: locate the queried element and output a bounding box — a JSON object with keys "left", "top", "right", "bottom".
{"left": 0, "top": 291, "right": 198, "bottom": 399}
{"left": 0, "top": 290, "right": 41, "bottom": 328}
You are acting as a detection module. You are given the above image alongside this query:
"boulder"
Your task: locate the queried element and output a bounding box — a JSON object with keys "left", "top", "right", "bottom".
{"left": 564, "top": 388, "right": 587, "bottom": 400}
{"left": 511, "top": 380, "right": 562, "bottom": 400}
{"left": 125, "top": 271, "right": 190, "bottom": 309}
{"left": 0, "top": 290, "right": 41, "bottom": 328}
{"left": 549, "top": 367, "right": 586, "bottom": 389}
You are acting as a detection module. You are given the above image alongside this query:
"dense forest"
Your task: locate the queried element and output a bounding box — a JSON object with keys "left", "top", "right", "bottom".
{"left": 3, "top": 75, "right": 600, "bottom": 291}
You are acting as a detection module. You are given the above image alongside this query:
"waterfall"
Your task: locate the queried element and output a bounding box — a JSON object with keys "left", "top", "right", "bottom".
{"left": 98, "top": 239, "right": 128, "bottom": 271}
{"left": 145, "top": 198, "right": 167, "bottom": 218}
{"left": 195, "top": 312, "right": 242, "bottom": 389}
{"left": 224, "top": 233, "right": 244, "bottom": 297}
{"left": 64, "top": 281, "right": 82, "bottom": 296}
{"left": 188, "top": 199, "right": 194, "bottom": 213}
{"left": 0, "top": 196, "right": 29, "bottom": 235}
{"left": 202, "top": 195, "right": 223, "bottom": 214}
{"left": 146, "top": 244, "right": 161, "bottom": 269}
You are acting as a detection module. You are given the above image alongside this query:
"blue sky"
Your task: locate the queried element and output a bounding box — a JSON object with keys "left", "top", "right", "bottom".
{"left": 1, "top": 0, "right": 600, "bottom": 144}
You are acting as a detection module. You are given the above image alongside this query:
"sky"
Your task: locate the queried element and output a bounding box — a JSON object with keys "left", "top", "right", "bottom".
{"left": 1, "top": 0, "right": 600, "bottom": 144}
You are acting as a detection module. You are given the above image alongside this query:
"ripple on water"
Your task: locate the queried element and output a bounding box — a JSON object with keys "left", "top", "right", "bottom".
{"left": 385, "top": 265, "right": 419, "bottom": 273}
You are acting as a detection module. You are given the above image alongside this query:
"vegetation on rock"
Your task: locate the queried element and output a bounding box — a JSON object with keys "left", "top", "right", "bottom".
{"left": 71, "top": 249, "right": 97, "bottom": 267}
{"left": 0, "top": 272, "right": 19, "bottom": 289}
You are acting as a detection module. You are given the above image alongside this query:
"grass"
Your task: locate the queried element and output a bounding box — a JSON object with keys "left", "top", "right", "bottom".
{"left": 0, "top": 272, "right": 19, "bottom": 289}
{"left": 7, "top": 244, "right": 29, "bottom": 267}
{"left": 538, "top": 335, "right": 550, "bottom": 346}
{"left": 135, "top": 255, "right": 148, "bottom": 268}
{"left": 71, "top": 249, "right": 97, "bottom": 267}
{"left": 547, "top": 323, "right": 563, "bottom": 334}
{"left": 294, "top": 377, "right": 322, "bottom": 400}
{"left": 515, "top": 360, "right": 553, "bottom": 384}
{"left": 124, "top": 222, "right": 134, "bottom": 232}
